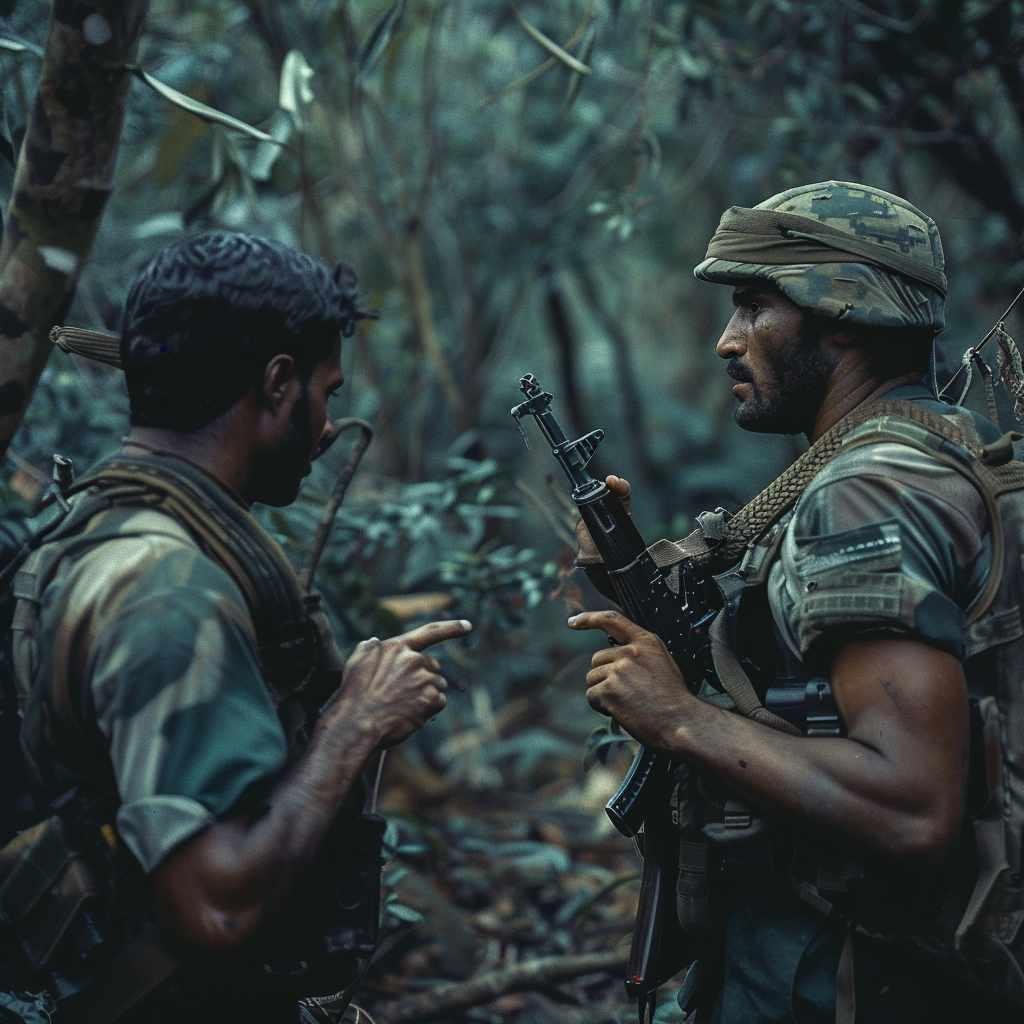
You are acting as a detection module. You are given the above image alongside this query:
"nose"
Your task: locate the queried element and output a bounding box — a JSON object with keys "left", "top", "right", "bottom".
{"left": 312, "top": 418, "right": 341, "bottom": 461}
{"left": 715, "top": 310, "right": 747, "bottom": 361}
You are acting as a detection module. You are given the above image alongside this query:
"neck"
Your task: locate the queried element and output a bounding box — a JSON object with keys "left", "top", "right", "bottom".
{"left": 124, "top": 420, "right": 252, "bottom": 501}
{"left": 808, "top": 364, "right": 921, "bottom": 442}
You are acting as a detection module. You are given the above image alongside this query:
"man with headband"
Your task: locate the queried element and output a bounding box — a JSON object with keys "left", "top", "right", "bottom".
{"left": 571, "top": 183, "right": 1021, "bottom": 1022}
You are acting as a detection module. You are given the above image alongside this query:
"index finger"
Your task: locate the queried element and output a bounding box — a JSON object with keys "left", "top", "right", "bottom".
{"left": 396, "top": 618, "right": 473, "bottom": 651}
{"left": 567, "top": 609, "right": 650, "bottom": 645}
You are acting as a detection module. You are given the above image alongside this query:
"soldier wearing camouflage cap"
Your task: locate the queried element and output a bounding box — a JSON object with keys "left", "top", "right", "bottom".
{"left": 571, "top": 182, "right": 1020, "bottom": 1022}
{"left": 695, "top": 179, "right": 947, "bottom": 331}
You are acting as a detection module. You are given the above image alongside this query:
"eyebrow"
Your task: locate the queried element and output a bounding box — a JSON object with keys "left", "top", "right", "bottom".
{"left": 733, "top": 286, "right": 768, "bottom": 304}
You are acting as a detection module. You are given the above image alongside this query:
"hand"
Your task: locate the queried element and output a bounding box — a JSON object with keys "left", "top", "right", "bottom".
{"left": 328, "top": 619, "right": 472, "bottom": 747}
{"left": 575, "top": 475, "right": 632, "bottom": 565}
{"left": 568, "top": 609, "right": 692, "bottom": 750}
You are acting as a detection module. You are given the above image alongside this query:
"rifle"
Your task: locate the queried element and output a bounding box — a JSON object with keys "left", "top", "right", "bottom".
{"left": 512, "top": 374, "right": 717, "bottom": 1023}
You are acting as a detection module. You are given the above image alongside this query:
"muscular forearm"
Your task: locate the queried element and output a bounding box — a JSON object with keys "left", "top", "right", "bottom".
{"left": 153, "top": 707, "right": 379, "bottom": 948}
{"left": 665, "top": 696, "right": 962, "bottom": 864}
{"left": 573, "top": 613, "right": 969, "bottom": 869}
{"left": 152, "top": 620, "right": 466, "bottom": 949}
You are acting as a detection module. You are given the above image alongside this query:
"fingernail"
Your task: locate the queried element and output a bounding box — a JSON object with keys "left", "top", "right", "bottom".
{"left": 460, "top": 619, "right": 472, "bottom": 630}
{"left": 567, "top": 616, "right": 578, "bottom": 626}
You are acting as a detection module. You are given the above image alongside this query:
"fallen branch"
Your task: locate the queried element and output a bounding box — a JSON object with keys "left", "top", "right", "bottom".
{"left": 374, "top": 949, "right": 628, "bottom": 1022}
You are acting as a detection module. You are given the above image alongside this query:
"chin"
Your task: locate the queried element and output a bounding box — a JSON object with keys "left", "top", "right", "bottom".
{"left": 734, "top": 401, "right": 804, "bottom": 435}
{"left": 254, "top": 480, "right": 303, "bottom": 508}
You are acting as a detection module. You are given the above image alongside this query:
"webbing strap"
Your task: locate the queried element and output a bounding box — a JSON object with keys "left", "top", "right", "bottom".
{"left": 691, "top": 399, "right": 982, "bottom": 568}
{"left": 60, "top": 925, "right": 182, "bottom": 1024}
{"left": 708, "top": 610, "right": 801, "bottom": 736}
{"left": 836, "top": 926, "right": 856, "bottom": 1024}
{"left": 66, "top": 454, "right": 308, "bottom": 647}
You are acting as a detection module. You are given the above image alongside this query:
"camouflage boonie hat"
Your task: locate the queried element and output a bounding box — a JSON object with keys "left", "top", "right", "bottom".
{"left": 694, "top": 181, "right": 946, "bottom": 332}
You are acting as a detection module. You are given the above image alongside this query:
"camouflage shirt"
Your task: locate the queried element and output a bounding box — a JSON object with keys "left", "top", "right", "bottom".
{"left": 21, "top": 502, "right": 289, "bottom": 874}
{"left": 766, "top": 384, "right": 998, "bottom": 675}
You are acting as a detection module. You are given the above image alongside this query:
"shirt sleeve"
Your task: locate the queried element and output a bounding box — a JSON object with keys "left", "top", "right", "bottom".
{"left": 767, "top": 441, "right": 992, "bottom": 669}
{"left": 85, "top": 547, "right": 288, "bottom": 874}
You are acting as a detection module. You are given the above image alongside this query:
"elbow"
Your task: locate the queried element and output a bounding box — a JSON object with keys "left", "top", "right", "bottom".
{"left": 155, "top": 891, "right": 263, "bottom": 951}
{"left": 879, "top": 806, "right": 963, "bottom": 869}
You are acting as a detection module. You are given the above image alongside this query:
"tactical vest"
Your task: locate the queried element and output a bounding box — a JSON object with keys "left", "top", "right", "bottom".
{"left": 652, "top": 399, "right": 1024, "bottom": 1010}
{"left": 0, "top": 453, "right": 382, "bottom": 1023}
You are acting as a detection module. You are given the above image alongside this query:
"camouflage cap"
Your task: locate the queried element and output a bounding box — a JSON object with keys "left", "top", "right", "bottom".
{"left": 694, "top": 181, "right": 945, "bottom": 332}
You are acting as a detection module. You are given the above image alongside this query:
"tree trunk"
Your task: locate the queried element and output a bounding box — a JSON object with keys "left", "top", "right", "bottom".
{"left": 0, "top": 0, "right": 149, "bottom": 458}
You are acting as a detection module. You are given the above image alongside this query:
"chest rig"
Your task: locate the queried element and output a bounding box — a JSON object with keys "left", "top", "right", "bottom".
{"left": 650, "top": 398, "right": 1024, "bottom": 1011}
{"left": 2, "top": 452, "right": 378, "bottom": 1023}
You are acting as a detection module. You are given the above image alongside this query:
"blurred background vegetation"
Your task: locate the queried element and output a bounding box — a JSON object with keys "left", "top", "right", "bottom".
{"left": 3, "top": 1, "right": 1024, "bottom": 1020}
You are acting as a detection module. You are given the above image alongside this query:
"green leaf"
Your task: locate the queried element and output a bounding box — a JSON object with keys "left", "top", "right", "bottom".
{"left": 250, "top": 109, "right": 294, "bottom": 181}
{"left": 0, "top": 33, "right": 41, "bottom": 57}
{"left": 279, "top": 49, "right": 315, "bottom": 129}
{"left": 131, "top": 68, "right": 285, "bottom": 146}
{"left": 358, "top": 0, "right": 408, "bottom": 76}
{"left": 386, "top": 902, "right": 424, "bottom": 923}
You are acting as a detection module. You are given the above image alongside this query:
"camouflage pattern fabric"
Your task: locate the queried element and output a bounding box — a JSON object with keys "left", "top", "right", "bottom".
{"left": 767, "top": 385, "right": 995, "bottom": 671}
{"left": 694, "top": 181, "right": 946, "bottom": 331}
{"left": 17, "top": 504, "right": 288, "bottom": 874}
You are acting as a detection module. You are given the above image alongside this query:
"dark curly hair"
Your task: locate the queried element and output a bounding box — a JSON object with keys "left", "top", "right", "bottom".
{"left": 121, "top": 232, "right": 372, "bottom": 431}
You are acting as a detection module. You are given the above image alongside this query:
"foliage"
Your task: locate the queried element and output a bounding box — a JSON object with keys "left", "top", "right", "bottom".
{"left": 4, "top": 1, "right": 1024, "bottom": 1020}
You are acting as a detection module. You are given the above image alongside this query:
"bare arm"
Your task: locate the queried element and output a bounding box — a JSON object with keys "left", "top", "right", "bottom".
{"left": 152, "top": 619, "right": 471, "bottom": 949}
{"left": 570, "top": 610, "right": 968, "bottom": 865}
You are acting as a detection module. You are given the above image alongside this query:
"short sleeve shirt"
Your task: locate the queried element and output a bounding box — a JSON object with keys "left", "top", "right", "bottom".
{"left": 31, "top": 506, "right": 288, "bottom": 873}
{"left": 767, "top": 386, "right": 996, "bottom": 672}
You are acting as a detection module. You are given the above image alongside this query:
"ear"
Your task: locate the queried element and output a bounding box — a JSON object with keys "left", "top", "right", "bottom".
{"left": 819, "top": 328, "right": 858, "bottom": 350}
{"left": 261, "top": 354, "right": 300, "bottom": 411}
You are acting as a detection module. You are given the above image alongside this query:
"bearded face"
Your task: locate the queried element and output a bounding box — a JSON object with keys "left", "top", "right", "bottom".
{"left": 719, "top": 286, "right": 838, "bottom": 436}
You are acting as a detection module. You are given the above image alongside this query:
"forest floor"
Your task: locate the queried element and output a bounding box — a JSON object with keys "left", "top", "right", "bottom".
{"left": 354, "top": 649, "right": 684, "bottom": 1024}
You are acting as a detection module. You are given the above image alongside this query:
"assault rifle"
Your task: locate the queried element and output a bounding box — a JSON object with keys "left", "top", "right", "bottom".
{"left": 512, "top": 374, "right": 717, "bottom": 1022}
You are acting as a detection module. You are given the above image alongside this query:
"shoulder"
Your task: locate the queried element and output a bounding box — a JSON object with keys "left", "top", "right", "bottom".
{"left": 48, "top": 505, "right": 252, "bottom": 635}
{"left": 797, "top": 403, "right": 990, "bottom": 548}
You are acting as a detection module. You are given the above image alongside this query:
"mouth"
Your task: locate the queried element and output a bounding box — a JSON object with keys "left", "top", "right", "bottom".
{"left": 727, "top": 363, "right": 753, "bottom": 399}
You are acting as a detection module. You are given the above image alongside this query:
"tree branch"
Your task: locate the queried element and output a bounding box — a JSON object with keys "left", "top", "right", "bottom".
{"left": 836, "top": 0, "right": 933, "bottom": 35}
{"left": 373, "top": 949, "right": 628, "bottom": 1023}
{"left": 0, "top": 0, "right": 148, "bottom": 458}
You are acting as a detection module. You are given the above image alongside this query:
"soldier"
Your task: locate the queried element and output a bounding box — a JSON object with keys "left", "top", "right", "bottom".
{"left": 571, "top": 183, "right": 1021, "bottom": 1022}
{"left": 0, "top": 232, "right": 470, "bottom": 1023}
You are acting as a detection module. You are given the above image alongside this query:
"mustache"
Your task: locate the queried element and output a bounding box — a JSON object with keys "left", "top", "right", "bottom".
{"left": 727, "top": 359, "right": 752, "bottom": 384}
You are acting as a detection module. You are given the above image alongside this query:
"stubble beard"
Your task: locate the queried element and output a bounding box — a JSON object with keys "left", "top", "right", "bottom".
{"left": 252, "top": 386, "right": 315, "bottom": 507}
{"left": 733, "top": 327, "right": 835, "bottom": 436}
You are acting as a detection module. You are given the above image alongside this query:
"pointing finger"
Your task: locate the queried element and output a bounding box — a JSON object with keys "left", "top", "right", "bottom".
{"left": 568, "top": 610, "right": 650, "bottom": 646}
{"left": 397, "top": 619, "right": 473, "bottom": 652}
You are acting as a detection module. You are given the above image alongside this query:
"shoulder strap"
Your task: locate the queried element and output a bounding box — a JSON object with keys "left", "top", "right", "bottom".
{"left": 708, "top": 399, "right": 981, "bottom": 566}
{"left": 67, "top": 455, "right": 309, "bottom": 651}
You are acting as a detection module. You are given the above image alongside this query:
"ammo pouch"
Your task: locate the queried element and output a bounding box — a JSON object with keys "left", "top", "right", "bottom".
{"left": 673, "top": 762, "right": 774, "bottom": 940}
{"left": 0, "top": 816, "right": 99, "bottom": 979}
{"left": 0, "top": 808, "right": 183, "bottom": 1024}
{"left": 260, "top": 813, "right": 386, "bottom": 997}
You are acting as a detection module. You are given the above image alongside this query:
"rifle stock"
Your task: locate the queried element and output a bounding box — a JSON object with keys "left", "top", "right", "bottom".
{"left": 512, "top": 374, "right": 713, "bottom": 1020}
